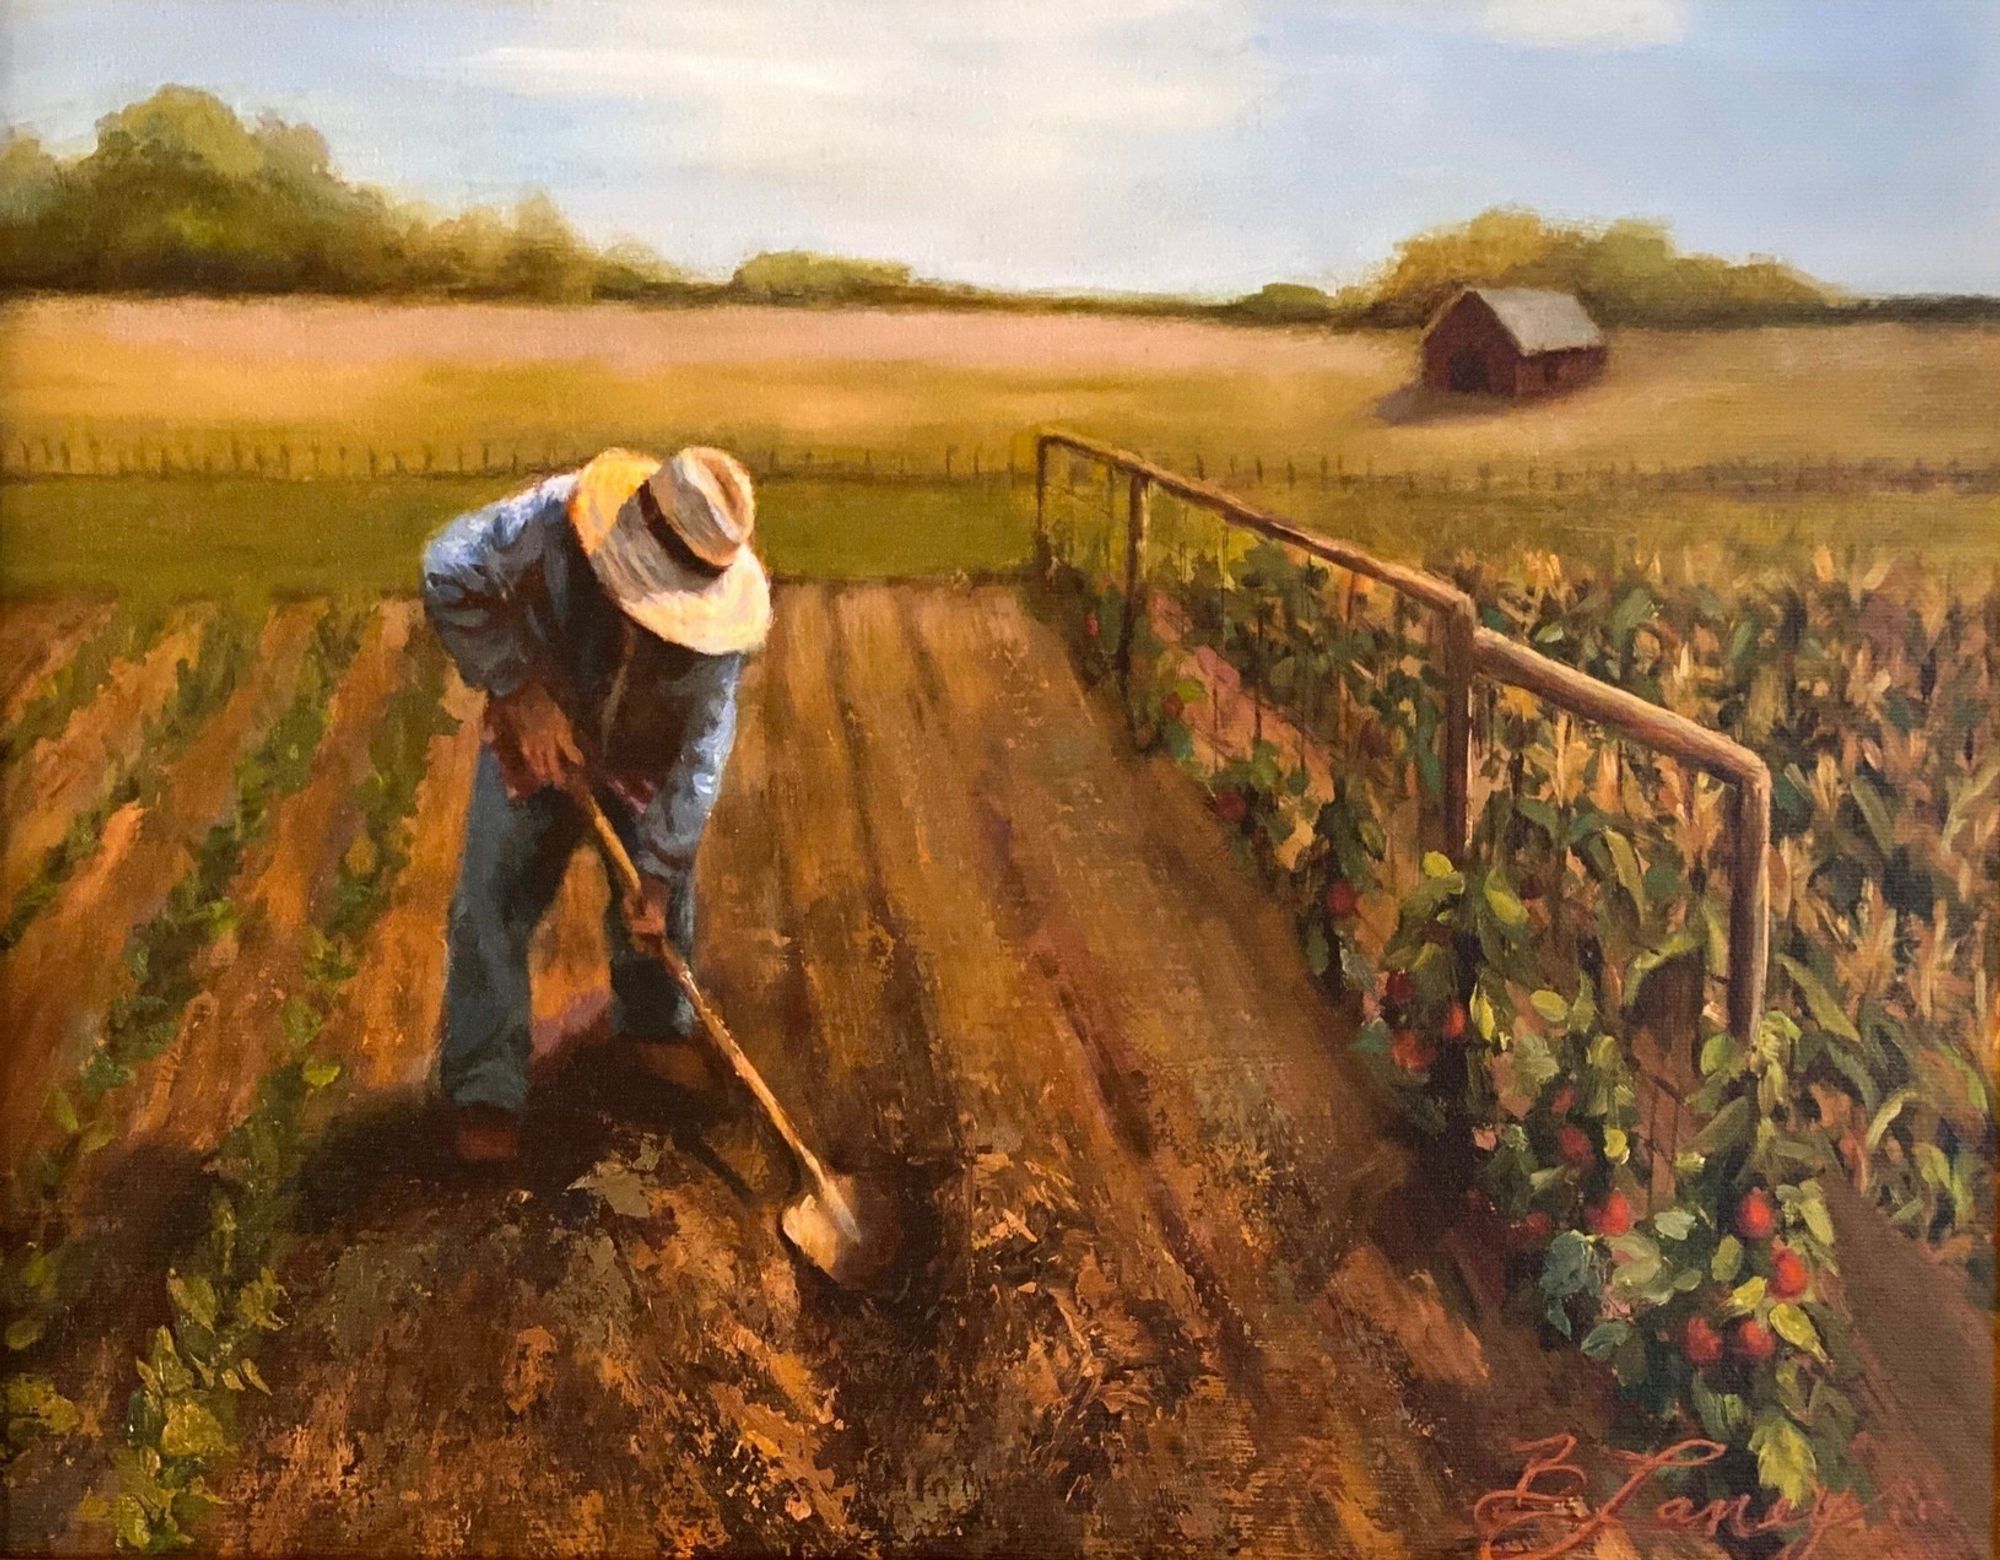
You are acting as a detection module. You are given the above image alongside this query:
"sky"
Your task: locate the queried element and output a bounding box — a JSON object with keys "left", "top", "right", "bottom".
{"left": 4, "top": 0, "right": 1996, "bottom": 296}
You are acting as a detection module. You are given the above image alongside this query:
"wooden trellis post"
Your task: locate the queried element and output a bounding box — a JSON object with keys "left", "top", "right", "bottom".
{"left": 1116, "top": 471, "right": 1150, "bottom": 695}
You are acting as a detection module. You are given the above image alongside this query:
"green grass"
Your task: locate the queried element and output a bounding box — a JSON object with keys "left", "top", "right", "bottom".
{"left": 0, "top": 475, "right": 1035, "bottom": 597}
{"left": 3, "top": 472, "right": 1993, "bottom": 601}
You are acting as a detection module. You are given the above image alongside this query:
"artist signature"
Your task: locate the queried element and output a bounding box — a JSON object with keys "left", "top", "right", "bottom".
{"left": 1473, "top": 1434, "right": 1943, "bottom": 1559}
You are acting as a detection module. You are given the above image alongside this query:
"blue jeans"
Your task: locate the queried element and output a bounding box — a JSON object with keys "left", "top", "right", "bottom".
{"left": 440, "top": 746, "right": 696, "bottom": 1112}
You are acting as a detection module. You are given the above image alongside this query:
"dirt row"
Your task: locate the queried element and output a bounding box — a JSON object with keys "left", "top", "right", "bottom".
{"left": 0, "top": 599, "right": 115, "bottom": 726}
{"left": 0, "top": 604, "right": 322, "bottom": 1172}
{"left": 0, "top": 605, "right": 216, "bottom": 916}
{"left": 178, "top": 582, "right": 1629, "bottom": 1558}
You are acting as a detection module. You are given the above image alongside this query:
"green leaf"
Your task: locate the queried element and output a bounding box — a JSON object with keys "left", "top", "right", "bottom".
{"left": 1749, "top": 1410, "right": 1818, "bottom": 1509}
{"left": 1484, "top": 877, "right": 1528, "bottom": 927}
{"left": 1603, "top": 830, "right": 1647, "bottom": 912}
{"left": 302, "top": 1060, "right": 343, "bottom": 1090}
{"left": 1699, "top": 1031, "right": 1739, "bottom": 1079}
{"left": 1421, "top": 850, "right": 1455, "bottom": 879}
{"left": 1778, "top": 956, "right": 1860, "bottom": 1043}
{"left": 1769, "top": 1303, "right": 1826, "bottom": 1361}
{"left": 1691, "top": 1377, "right": 1750, "bottom": 1444}
{"left": 1729, "top": 1276, "right": 1767, "bottom": 1313}
{"left": 239, "top": 1359, "right": 271, "bottom": 1396}
{"left": 167, "top": 1272, "right": 218, "bottom": 1334}
{"left": 1602, "top": 1126, "right": 1629, "bottom": 1164}
{"left": 1848, "top": 773, "right": 1897, "bottom": 856}
{"left": 159, "top": 1398, "right": 229, "bottom": 1461}
{"left": 1470, "top": 986, "right": 1498, "bottom": 1041}
{"left": 1712, "top": 1235, "right": 1744, "bottom": 1283}
{"left": 1580, "top": 1320, "right": 1632, "bottom": 1362}
{"left": 114, "top": 1494, "right": 153, "bottom": 1550}
{"left": 1528, "top": 989, "right": 1568, "bottom": 1025}
{"left": 47, "top": 1086, "right": 82, "bottom": 1137}
{"left": 1652, "top": 1208, "right": 1696, "bottom": 1240}
{"left": 5, "top": 1374, "right": 80, "bottom": 1437}
{"left": 1690, "top": 1095, "right": 1753, "bottom": 1158}
{"left": 1541, "top": 1231, "right": 1597, "bottom": 1301}
{"left": 1864, "top": 1089, "right": 1917, "bottom": 1154}
{"left": 6, "top": 1315, "right": 46, "bottom": 1351}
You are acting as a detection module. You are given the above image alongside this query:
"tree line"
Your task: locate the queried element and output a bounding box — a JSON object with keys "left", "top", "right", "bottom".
{"left": 4, "top": 87, "right": 1991, "bottom": 325}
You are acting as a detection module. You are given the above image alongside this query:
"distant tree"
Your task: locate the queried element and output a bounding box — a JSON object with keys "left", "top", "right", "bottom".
{"left": 0, "top": 86, "right": 692, "bottom": 301}
{"left": 729, "top": 250, "right": 915, "bottom": 304}
{"left": 1358, "top": 207, "right": 1832, "bottom": 327}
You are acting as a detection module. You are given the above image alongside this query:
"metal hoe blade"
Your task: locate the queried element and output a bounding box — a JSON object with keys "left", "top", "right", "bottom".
{"left": 572, "top": 780, "right": 904, "bottom": 1291}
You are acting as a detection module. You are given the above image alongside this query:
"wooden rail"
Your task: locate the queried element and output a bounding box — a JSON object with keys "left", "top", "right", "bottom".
{"left": 1036, "top": 430, "right": 1772, "bottom": 1044}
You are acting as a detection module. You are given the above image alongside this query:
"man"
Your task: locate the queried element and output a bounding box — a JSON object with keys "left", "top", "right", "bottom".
{"left": 421, "top": 446, "right": 770, "bottom": 1165}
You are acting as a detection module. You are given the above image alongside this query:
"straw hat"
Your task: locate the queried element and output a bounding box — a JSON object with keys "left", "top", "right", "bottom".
{"left": 568, "top": 446, "right": 772, "bottom": 655}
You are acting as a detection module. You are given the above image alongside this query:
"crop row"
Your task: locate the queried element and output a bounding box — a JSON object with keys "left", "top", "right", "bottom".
{"left": 1039, "top": 467, "right": 1994, "bottom": 1511}
{"left": 2, "top": 608, "right": 367, "bottom": 1456}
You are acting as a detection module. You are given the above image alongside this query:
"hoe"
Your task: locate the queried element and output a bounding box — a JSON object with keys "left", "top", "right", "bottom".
{"left": 569, "top": 777, "right": 901, "bottom": 1292}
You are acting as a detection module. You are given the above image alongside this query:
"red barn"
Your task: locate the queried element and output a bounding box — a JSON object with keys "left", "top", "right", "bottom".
{"left": 1421, "top": 287, "right": 1606, "bottom": 397}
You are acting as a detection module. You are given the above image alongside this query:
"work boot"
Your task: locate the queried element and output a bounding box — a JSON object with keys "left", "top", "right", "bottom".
{"left": 453, "top": 1103, "right": 522, "bottom": 1166}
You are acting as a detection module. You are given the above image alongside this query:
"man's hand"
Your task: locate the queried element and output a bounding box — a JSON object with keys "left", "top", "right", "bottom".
{"left": 623, "top": 878, "right": 671, "bottom": 951}
{"left": 486, "top": 682, "right": 582, "bottom": 793}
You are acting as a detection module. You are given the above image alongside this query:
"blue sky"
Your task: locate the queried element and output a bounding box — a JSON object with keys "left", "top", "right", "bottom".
{"left": 4, "top": 0, "right": 1995, "bottom": 294}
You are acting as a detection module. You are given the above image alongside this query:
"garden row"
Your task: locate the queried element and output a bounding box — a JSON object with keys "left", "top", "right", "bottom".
{"left": 1, "top": 596, "right": 458, "bottom": 1551}
{"left": 1039, "top": 445, "right": 1994, "bottom": 1515}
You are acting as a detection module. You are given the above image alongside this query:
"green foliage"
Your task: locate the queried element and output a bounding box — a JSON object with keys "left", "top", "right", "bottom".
{"left": 1, "top": 604, "right": 168, "bottom": 772}
{"left": 0, "top": 607, "right": 365, "bottom": 1444}
{"left": 730, "top": 250, "right": 916, "bottom": 304}
{"left": 0, "top": 608, "right": 252, "bottom": 953}
{"left": 1354, "top": 206, "right": 1834, "bottom": 328}
{"left": 103, "top": 628, "right": 458, "bottom": 1550}
{"left": 1041, "top": 467, "right": 1997, "bottom": 1511}
{"left": 0, "top": 87, "right": 686, "bottom": 299}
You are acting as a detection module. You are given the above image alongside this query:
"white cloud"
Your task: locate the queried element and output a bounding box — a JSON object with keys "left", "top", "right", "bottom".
{"left": 448, "top": 0, "right": 1277, "bottom": 287}
{"left": 1477, "top": 0, "right": 1689, "bottom": 48}
{"left": 460, "top": 2, "right": 1264, "bottom": 190}
{"left": 1324, "top": 0, "right": 1690, "bottom": 50}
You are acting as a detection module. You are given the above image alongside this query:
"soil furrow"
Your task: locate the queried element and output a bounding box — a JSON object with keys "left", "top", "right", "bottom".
{"left": 126, "top": 602, "right": 419, "bottom": 1148}
{"left": 0, "top": 599, "right": 115, "bottom": 724}
{"left": 0, "top": 603, "right": 322, "bottom": 1174}
{"left": 320, "top": 672, "right": 485, "bottom": 1092}
{"left": 909, "top": 586, "right": 1460, "bottom": 1551}
{"left": 0, "top": 604, "right": 216, "bottom": 914}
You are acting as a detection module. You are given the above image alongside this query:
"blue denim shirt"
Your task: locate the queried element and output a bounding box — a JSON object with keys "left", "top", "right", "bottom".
{"left": 421, "top": 473, "right": 742, "bottom": 879}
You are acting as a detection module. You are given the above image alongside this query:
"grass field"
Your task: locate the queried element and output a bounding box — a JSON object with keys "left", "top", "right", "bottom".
{"left": 4, "top": 298, "right": 1998, "bottom": 475}
{"left": 3, "top": 471, "right": 1991, "bottom": 601}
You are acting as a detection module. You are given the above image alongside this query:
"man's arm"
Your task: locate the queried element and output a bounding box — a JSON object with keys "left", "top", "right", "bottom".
{"left": 421, "top": 473, "right": 583, "bottom": 789}
{"left": 632, "top": 653, "right": 743, "bottom": 886}
{"left": 420, "top": 473, "right": 574, "bottom": 697}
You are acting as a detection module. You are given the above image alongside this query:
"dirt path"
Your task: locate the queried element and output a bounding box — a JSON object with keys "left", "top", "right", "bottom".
{"left": 0, "top": 605, "right": 214, "bottom": 914}
{"left": 0, "top": 599, "right": 114, "bottom": 724}
{"left": 0, "top": 604, "right": 322, "bottom": 1175}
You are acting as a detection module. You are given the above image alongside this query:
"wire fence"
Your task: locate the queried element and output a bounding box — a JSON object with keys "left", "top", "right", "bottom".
{"left": 4, "top": 432, "right": 1997, "bottom": 496}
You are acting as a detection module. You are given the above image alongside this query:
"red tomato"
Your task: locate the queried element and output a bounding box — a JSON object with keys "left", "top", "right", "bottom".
{"left": 1325, "top": 879, "right": 1359, "bottom": 919}
{"left": 1584, "top": 1190, "right": 1632, "bottom": 1237}
{"left": 1769, "top": 1245, "right": 1809, "bottom": 1300}
{"left": 1734, "top": 1188, "right": 1778, "bottom": 1242}
{"left": 1556, "top": 1124, "right": 1596, "bottom": 1168}
{"left": 1731, "top": 1319, "right": 1777, "bottom": 1364}
{"left": 1683, "top": 1316, "right": 1725, "bottom": 1368}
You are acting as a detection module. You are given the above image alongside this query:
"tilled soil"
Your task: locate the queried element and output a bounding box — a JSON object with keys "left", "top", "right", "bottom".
{"left": 174, "top": 584, "right": 1591, "bottom": 1557}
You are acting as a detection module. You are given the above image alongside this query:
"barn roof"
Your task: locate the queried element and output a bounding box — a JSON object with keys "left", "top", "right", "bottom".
{"left": 1437, "top": 287, "right": 1605, "bottom": 354}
